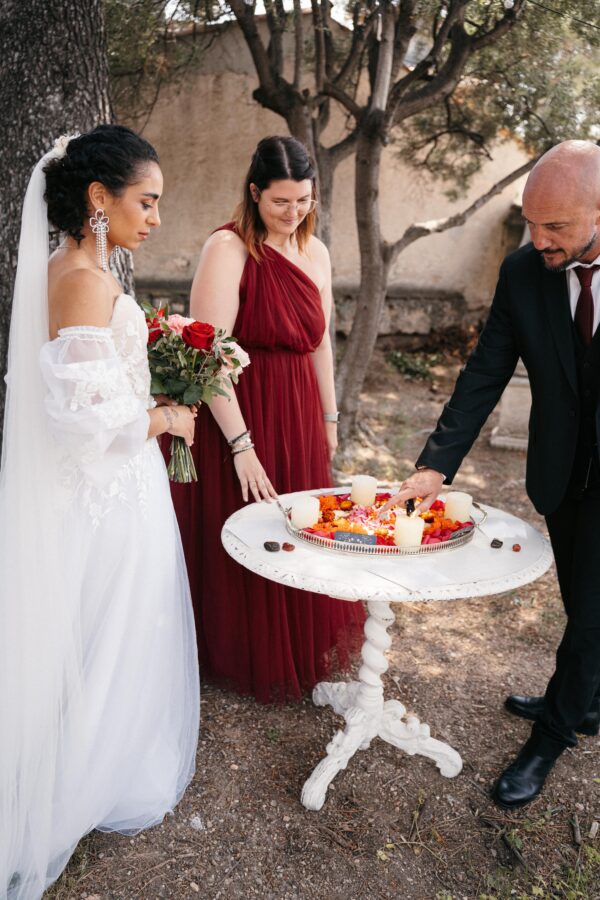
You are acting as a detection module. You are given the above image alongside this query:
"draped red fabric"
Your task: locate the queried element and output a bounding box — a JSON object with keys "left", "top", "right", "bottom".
{"left": 167, "top": 224, "right": 365, "bottom": 702}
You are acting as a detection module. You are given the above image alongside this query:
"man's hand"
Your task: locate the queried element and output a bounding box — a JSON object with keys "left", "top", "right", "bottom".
{"left": 379, "top": 468, "right": 445, "bottom": 515}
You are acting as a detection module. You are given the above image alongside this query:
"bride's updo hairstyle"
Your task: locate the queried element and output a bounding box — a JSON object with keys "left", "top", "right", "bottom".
{"left": 44, "top": 124, "right": 159, "bottom": 242}
{"left": 235, "top": 135, "right": 317, "bottom": 262}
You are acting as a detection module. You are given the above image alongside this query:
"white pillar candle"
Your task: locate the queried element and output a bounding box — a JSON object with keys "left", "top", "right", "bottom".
{"left": 351, "top": 474, "right": 378, "bottom": 507}
{"left": 444, "top": 491, "right": 473, "bottom": 522}
{"left": 394, "top": 514, "right": 425, "bottom": 548}
{"left": 290, "top": 495, "right": 320, "bottom": 529}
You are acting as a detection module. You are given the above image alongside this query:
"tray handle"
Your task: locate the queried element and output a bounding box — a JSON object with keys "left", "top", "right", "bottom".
{"left": 472, "top": 500, "right": 488, "bottom": 528}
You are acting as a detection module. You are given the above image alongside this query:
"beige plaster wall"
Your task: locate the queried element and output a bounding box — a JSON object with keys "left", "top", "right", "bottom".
{"left": 128, "top": 22, "right": 530, "bottom": 313}
{"left": 331, "top": 141, "right": 529, "bottom": 310}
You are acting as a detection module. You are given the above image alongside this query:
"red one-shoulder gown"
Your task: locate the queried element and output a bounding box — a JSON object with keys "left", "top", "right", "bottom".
{"left": 169, "top": 225, "right": 365, "bottom": 702}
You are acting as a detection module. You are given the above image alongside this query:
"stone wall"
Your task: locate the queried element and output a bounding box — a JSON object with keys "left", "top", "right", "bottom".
{"left": 136, "top": 277, "right": 473, "bottom": 347}
{"left": 334, "top": 281, "right": 470, "bottom": 339}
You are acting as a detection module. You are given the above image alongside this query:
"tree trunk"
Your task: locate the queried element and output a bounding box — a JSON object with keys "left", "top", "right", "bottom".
{"left": 336, "top": 131, "right": 387, "bottom": 441}
{"left": 285, "top": 101, "right": 317, "bottom": 160}
{"left": 0, "top": 0, "right": 112, "bottom": 444}
{"left": 313, "top": 143, "right": 332, "bottom": 248}
{"left": 313, "top": 142, "right": 338, "bottom": 349}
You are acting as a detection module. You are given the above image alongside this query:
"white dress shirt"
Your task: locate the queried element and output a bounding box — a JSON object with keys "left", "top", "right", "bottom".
{"left": 567, "top": 253, "right": 600, "bottom": 335}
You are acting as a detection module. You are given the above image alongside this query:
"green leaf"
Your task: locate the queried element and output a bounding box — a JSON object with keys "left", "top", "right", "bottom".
{"left": 150, "top": 375, "right": 167, "bottom": 394}
{"left": 164, "top": 378, "right": 188, "bottom": 395}
{"left": 183, "top": 384, "right": 203, "bottom": 405}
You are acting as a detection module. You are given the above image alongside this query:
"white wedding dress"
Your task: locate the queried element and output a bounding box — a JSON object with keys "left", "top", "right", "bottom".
{"left": 2, "top": 293, "right": 199, "bottom": 899}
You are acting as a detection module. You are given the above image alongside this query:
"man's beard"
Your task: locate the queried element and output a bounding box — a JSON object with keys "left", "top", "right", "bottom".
{"left": 540, "top": 230, "right": 598, "bottom": 272}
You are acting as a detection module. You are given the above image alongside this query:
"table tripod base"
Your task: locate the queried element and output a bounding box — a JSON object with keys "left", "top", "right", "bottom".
{"left": 301, "top": 601, "right": 463, "bottom": 812}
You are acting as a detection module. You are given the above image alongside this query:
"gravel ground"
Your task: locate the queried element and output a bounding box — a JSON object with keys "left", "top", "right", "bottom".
{"left": 48, "top": 350, "right": 600, "bottom": 900}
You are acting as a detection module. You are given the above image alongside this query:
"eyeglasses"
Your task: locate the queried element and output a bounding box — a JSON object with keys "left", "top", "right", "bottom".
{"left": 255, "top": 190, "right": 317, "bottom": 214}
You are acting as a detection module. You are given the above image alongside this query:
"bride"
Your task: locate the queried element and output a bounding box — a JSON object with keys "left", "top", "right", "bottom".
{"left": 0, "top": 125, "right": 200, "bottom": 899}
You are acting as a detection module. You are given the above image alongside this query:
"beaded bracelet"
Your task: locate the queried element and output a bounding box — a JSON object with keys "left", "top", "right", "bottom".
{"left": 232, "top": 442, "right": 255, "bottom": 456}
{"left": 228, "top": 429, "right": 250, "bottom": 447}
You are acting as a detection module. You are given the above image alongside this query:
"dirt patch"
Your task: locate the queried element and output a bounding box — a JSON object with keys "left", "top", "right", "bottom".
{"left": 48, "top": 352, "right": 600, "bottom": 900}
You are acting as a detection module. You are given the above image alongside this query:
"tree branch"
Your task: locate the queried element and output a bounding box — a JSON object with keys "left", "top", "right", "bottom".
{"left": 389, "top": 22, "right": 472, "bottom": 125}
{"left": 322, "top": 0, "right": 335, "bottom": 82}
{"left": 389, "top": 0, "right": 417, "bottom": 84}
{"left": 311, "top": 0, "right": 325, "bottom": 92}
{"left": 388, "top": 0, "right": 469, "bottom": 108}
{"left": 228, "top": 0, "right": 278, "bottom": 96}
{"left": 472, "top": 0, "right": 526, "bottom": 51}
{"left": 292, "top": 0, "right": 303, "bottom": 90}
{"left": 384, "top": 155, "right": 539, "bottom": 266}
{"left": 332, "top": 6, "right": 377, "bottom": 91}
{"left": 327, "top": 128, "right": 360, "bottom": 167}
{"left": 320, "top": 81, "right": 363, "bottom": 120}
{"left": 264, "top": 0, "right": 285, "bottom": 76}
{"left": 370, "top": 5, "right": 396, "bottom": 114}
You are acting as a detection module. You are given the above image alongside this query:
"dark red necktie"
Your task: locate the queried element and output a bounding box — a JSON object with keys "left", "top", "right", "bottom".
{"left": 574, "top": 265, "right": 600, "bottom": 346}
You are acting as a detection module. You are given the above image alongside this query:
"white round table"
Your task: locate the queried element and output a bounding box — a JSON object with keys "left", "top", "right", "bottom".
{"left": 221, "top": 489, "right": 554, "bottom": 811}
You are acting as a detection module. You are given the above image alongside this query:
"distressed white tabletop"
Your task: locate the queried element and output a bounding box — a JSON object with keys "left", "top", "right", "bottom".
{"left": 221, "top": 489, "right": 554, "bottom": 603}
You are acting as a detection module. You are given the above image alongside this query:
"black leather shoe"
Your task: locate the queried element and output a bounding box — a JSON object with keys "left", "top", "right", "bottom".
{"left": 505, "top": 694, "right": 600, "bottom": 736}
{"left": 491, "top": 737, "right": 562, "bottom": 809}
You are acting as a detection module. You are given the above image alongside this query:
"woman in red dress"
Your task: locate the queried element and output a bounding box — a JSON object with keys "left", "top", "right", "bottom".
{"left": 170, "top": 136, "right": 365, "bottom": 702}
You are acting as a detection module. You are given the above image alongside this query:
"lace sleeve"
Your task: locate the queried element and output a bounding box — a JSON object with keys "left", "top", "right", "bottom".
{"left": 39, "top": 326, "right": 150, "bottom": 486}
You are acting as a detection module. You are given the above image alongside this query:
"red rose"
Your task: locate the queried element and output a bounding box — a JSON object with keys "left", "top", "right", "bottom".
{"left": 182, "top": 321, "right": 215, "bottom": 351}
{"left": 146, "top": 308, "right": 165, "bottom": 345}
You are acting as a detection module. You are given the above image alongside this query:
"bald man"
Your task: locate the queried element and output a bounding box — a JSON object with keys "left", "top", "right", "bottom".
{"left": 384, "top": 141, "right": 600, "bottom": 808}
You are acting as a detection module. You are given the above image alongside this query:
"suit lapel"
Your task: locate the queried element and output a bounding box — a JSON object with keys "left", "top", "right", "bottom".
{"left": 542, "top": 265, "right": 578, "bottom": 396}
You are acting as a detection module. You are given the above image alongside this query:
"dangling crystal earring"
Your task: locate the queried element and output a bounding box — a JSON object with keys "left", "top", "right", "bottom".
{"left": 89, "top": 209, "right": 109, "bottom": 272}
{"left": 110, "top": 244, "right": 122, "bottom": 269}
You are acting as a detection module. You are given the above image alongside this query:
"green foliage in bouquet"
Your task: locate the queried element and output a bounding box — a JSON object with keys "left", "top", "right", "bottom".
{"left": 141, "top": 300, "right": 250, "bottom": 481}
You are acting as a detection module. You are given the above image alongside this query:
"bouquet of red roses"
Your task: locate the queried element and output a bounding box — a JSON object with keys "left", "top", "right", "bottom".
{"left": 142, "top": 302, "right": 250, "bottom": 482}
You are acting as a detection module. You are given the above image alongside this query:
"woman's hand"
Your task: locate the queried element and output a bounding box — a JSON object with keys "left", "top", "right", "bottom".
{"left": 163, "top": 405, "right": 197, "bottom": 447}
{"left": 325, "top": 421, "right": 338, "bottom": 461}
{"left": 233, "top": 448, "right": 278, "bottom": 503}
{"left": 379, "top": 468, "right": 445, "bottom": 515}
{"left": 154, "top": 394, "right": 177, "bottom": 407}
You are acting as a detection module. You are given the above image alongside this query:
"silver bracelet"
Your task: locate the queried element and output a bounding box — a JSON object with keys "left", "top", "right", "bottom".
{"left": 323, "top": 411, "right": 339, "bottom": 423}
{"left": 232, "top": 442, "right": 254, "bottom": 456}
{"left": 228, "top": 429, "right": 250, "bottom": 447}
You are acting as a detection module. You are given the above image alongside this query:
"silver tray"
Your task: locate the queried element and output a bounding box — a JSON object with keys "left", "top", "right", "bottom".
{"left": 279, "top": 490, "right": 486, "bottom": 557}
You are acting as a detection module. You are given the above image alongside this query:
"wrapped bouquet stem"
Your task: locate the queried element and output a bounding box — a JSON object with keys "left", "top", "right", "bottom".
{"left": 143, "top": 304, "right": 250, "bottom": 482}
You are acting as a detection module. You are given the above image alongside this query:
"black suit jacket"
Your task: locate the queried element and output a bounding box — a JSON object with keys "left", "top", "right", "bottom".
{"left": 416, "top": 243, "right": 593, "bottom": 516}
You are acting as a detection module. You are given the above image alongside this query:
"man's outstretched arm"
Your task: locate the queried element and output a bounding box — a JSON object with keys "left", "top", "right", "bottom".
{"left": 383, "top": 261, "right": 520, "bottom": 512}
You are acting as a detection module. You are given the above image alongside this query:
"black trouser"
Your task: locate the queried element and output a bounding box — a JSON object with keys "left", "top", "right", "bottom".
{"left": 534, "top": 483, "right": 600, "bottom": 752}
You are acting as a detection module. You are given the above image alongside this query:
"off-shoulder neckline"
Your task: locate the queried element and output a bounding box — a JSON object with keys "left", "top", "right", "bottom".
{"left": 54, "top": 293, "right": 136, "bottom": 339}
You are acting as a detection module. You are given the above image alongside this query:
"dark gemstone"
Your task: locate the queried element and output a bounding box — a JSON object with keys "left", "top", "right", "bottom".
{"left": 264, "top": 541, "right": 280, "bottom": 552}
{"left": 405, "top": 498, "right": 416, "bottom": 516}
{"left": 282, "top": 542, "right": 295, "bottom": 552}
{"left": 490, "top": 538, "right": 503, "bottom": 549}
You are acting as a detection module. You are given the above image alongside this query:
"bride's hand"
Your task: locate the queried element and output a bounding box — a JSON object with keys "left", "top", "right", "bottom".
{"left": 233, "top": 448, "right": 278, "bottom": 503}
{"left": 154, "top": 394, "right": 177, "bottom": 407}
{"left": 163, "top": 405, "right": 197, "bottom": 447}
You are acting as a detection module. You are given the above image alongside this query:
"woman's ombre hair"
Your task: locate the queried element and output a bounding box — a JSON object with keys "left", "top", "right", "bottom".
{"left": 234, "top": 136, "right": 317, "bottom": 262}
